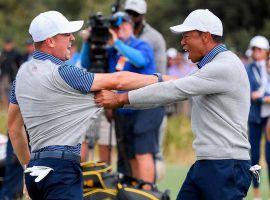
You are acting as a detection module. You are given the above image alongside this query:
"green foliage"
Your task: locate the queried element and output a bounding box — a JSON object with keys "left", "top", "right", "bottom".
{"left": 163, "top": 114, "right": 195, "bottom": 163}
{"left": 0, "top": 0, "right": 269, "bottom": 53}
{"left": 0, "top": 110, "right": 7, "bottom": 134}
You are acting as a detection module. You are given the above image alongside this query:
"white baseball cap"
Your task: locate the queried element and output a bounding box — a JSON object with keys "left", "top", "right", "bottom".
{"left": 170, "top": 9, "right": 223, "bottom": 36}
{"left": 29, "top": 11, "right": 84, "bottom": 42}
{"left": 249, "top": 35, "right": 269, "bottom": 50}
{"left": 166, "top": 48, "right": 178, "bottom": 58}
{"left": 124, "top": 0, "right": 147, "bottom": 14}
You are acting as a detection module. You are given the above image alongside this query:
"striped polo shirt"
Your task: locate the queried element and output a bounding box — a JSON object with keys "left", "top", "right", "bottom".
{"left": 10, "top": 51, "right": 100, "bottom": 154}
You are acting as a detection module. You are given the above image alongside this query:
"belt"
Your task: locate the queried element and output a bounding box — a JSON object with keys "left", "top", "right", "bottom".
{"left": 30, "top": 150, "right": 81, "bottom": 163}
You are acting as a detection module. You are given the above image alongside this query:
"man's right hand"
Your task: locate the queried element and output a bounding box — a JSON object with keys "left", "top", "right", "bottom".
{"left": 108, "top": 29, "right": 118, "bottom": 46}
{"left": 95, "top": 90, "right": 129, "bottom": 109}
{"left": 80, "top": 28, "right": 91, "bottom": 41}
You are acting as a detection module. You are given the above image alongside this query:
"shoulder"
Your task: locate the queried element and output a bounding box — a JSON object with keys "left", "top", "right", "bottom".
{"left": 203, "top": 51, "right": 245, "bottom": 77}
{"left": 143, "top": 24, "right": 163, "bottom": 38}
{"left": 213, "top": 51, "right": 243, "bottom": 67}
{"left": 131, "top": 37, "right": 152, "bottom": 50}
{"left": 141, "top": 24, "right": 165, "bottom": 43}
{"left": 246, "top": 61, "right": 256, "bottom": 69}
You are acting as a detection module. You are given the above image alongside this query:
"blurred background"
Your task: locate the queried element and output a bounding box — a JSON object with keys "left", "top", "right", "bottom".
{"left": 0, "top": 0, "right": 270, "bottom": 199}
{"left": 0, "top": 0, "right": 269, "bottom": 53}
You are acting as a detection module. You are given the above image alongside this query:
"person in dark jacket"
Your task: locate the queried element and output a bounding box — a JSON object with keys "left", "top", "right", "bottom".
{"left": 246, "top": 35, "right": 270, "bottom": 200}
{"left": 0, "top": 37, "right": 21, "bottom": 111}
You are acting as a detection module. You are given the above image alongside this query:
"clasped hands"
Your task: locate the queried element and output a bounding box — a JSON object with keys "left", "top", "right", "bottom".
{"left": 95, "top": 90, "right": 128, "bottom": 109}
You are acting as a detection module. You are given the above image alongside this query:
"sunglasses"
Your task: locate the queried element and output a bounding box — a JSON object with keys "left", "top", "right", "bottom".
{"left": 126, "top": 10, "right": 140, "bottom": 18}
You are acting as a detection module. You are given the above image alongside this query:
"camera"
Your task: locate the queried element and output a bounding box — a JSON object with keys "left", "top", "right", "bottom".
{"left": 87, "top": 0, "right": 121, "bottom": 73}
{"left": 87, "top": 12, "right": 111, "bottom": 73}
{"left": 89, "top": 12, "right": 111, "bottom": 46}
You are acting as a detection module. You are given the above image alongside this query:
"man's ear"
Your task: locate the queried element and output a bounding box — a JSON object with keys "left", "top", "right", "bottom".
{"left": 202, "top": 32, "right": 212, "bottom": 43}
{"left": 45, "top": 37, "right": 55, "bottom": 48}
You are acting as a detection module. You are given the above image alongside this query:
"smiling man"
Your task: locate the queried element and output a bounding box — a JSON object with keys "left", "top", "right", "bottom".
{"left": 95, "top": 9, "right": 253, "bottom": 200}
{"left": 8, "top": 11, "right": 172, "bottom": 200}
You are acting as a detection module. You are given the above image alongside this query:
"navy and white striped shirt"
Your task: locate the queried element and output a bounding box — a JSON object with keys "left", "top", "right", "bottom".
{"left": 197, "top": 44, "right": 227, "bottom": 69}
{"left": 10, "top": 50, "right": 96, "bottom": 155}
{"left": 10, "top": 50, "right": 95, "bottom": 104}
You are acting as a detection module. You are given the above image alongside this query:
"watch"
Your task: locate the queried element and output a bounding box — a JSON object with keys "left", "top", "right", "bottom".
{"left": 153, "top": 73, "right": 163, "bottom": 82}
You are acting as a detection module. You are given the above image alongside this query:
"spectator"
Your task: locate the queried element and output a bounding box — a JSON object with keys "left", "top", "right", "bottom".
{"left": 246, "top": 35, "right": 270, "bottom": 200}
{"left": 0, "top": 138, "right": 24, "bottom": 200}
{"left": 124, "top": 0, "right": 167, "bottom": 180}
{"left": 66, "top": 43, "right": 80, "bottom": 66}
{"left": 21, "top": 38, "right": 35, "bottom": 63}
{"left": 95, "top": 9, "right": 253, "bottom": 200}
{"left": 167, "top": 49, "right": 195, "bottom": 78}
{"left": 0, "top": 37, "right": 21, "bottom": 111}
{"left": 81, "top": 11, "right": 163, "bottom": 187}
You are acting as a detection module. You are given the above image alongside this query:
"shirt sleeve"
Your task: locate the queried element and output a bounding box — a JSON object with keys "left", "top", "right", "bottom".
{"left": 128, "top": 62, "right": 235, "bottom": 108}
{"left": 58, "top": 64, "right": 95, "bottom": 94}
{"left": 114, "top": 39, "right": 147, "bottom": 68}
{"left": 80, "top": 42, "right": 91, "bottom": 70}
{"left": 9, "top": 80, "right": 18, "bottom": 104}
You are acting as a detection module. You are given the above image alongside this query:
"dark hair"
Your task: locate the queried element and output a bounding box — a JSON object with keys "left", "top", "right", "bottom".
{"left": 211, "top": 34, "right": 223, "bottom": 43}
{"left": 34, "top": 41, "right": 44, "bottom": 50}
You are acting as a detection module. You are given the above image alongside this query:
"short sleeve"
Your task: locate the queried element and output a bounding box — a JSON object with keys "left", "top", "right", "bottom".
{"left": 9, "top": 80, "right": 18, "bottom": 104}
{"left": 58, "top": 64, "right": 95, "bottom": 94}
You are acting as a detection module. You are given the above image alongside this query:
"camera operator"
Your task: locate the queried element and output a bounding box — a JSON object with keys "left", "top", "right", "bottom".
{"left": 124, "top": 0, "right": 167, "bottom": 180}
{"left": 80, "top": 11, "right": 164, "bottom": 188}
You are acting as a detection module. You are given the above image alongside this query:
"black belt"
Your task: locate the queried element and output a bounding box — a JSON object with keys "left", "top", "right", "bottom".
{"left": 30, "top": 150, "right": 81, "bottom": 163}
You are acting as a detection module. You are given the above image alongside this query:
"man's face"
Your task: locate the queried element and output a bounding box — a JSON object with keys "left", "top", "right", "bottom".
{"left": 26, "top": 44, "right": 35, "bottom": 54}
{"left": 125, "top": 9, "right": 143, "bottom": 25}
{"left": 3, "top": 42, "right": 14, "bottom": 52}
{"left": 52, "top": 33, "right": 75, "bottom": 61}
{"left": 251, "top": 47, "right": 268, "bottom": 61}
{"left": 112, "top": 22, "right": 133, "bottom": 41}
{"left": 180, "top": 31, "right": 206, "bottom": 63}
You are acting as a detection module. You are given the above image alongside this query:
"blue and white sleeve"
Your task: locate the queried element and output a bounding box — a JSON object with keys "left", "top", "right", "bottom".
{"left": 114, "top": 39, "right": 147, "bottom": 68}
{"left": 9, "top": 80, "right": 18, "bottom": 104}
{"left": 58, "top": 64, "right": 95, "bottom": 94}
{"left": 80, "top": 42, "right": 91, "bottom": 70}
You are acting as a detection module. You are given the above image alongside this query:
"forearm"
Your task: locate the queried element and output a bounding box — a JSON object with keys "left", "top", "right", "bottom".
{"left": 9, "top": 128, "right": 30, "bottom": 166}
{"left": 80, "top": 42, "right": 90, "bottom": 70}
{"left": 91, "top": 71, "right": 176, "bottom": 91}
{"left": 128, "top": 80, "right": 188, "bottom": 108}
{"left": 8, "top": 103, "right": 30, "bottom": 166}
{"left": 113, "top": 72, "right": 177, "bottom": 90}
{"left": 114, "top": 40, "right": 147, "bottom": 67}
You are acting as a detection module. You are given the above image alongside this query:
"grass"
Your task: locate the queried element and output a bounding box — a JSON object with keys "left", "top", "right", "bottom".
{"left": 0, "top": 108, "right": 7, "bottom": 135}
{"left": 1, "top": 105, "right": 269, "bottom": 199}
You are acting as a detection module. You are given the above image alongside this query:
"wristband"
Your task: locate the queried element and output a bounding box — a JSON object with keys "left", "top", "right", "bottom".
{"left": 153, "top": 73, "right": 163, "bottom": 82}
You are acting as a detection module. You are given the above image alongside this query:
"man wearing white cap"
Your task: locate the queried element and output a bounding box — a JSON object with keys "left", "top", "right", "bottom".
{"left": 7, "top": 11, "right": 173, "bottom": 199}
{"left": 95, "top": 9, "right": 253, "bottom": 199}
{"left": 246, "top": 35, "right": 270, "bottom": 200}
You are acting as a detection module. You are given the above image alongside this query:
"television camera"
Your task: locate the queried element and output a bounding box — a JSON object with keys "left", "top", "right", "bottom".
{"left": 87, "top": 0, "right": 121, "bottom": 73}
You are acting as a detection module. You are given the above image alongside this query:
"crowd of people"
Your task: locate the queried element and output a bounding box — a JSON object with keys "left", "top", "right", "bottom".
{"left": 0, "top": 0, "right": 269, "bottom": 200}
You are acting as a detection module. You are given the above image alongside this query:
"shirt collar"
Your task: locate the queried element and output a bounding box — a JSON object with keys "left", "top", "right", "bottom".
{"left": 33, "top": 50, "right": 64, "bottom": 65}
{"left": 197, "top": 44, "right": 228, "bottom": 69}
{"left": 255, "top": 60, "right": 266, "bottom": 69}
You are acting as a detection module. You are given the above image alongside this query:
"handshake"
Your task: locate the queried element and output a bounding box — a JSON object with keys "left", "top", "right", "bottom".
{"left": 95, "top": 90, "right": 129, "bottom": 109}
